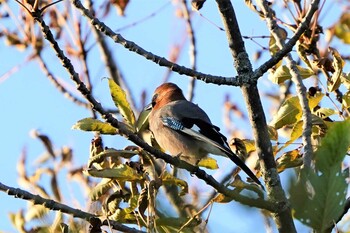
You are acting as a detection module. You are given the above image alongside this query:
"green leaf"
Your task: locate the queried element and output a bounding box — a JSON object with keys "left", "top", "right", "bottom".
{"left": 25, "top": 205, "right": 49, "bottom": 221}
{"left": 72, "top": 118, "right": 117, "bottom": 135}
{"left": 198, "top": 157, "right": 219, "bottom": 169}
{"left": 108, "top": 79, "right": 136, "bottom": 127}
{"left": 269, "top": 65, "right": 314, "bottom": 84}
{"left": 315, "top": 120, "right": 350, "bottom": 171}
{"left": 290, "top": 119, "right": 350, "bottom": 231}
{"left": 308, "top": 91, "right": 324, "bottom": 109}
{"left": 161, "top": 171, "right": 188, "bottom": 196}
{"left": 270, "top": 96, "right": 302, "bottom": 129}
{"left": 84, "top": 164, "right": 144, "bottom": 181}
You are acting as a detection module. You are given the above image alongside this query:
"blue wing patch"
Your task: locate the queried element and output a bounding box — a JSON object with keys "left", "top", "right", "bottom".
{"left": 161, "top": 117, "right": 184, "bottom": 131}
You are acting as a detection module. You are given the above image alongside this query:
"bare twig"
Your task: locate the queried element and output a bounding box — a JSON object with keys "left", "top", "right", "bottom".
{"left": 181, "top": 0, "right": 197, "bottom": 101}
{"left": 70, "top": 0, "right": 240, "bottom": 86}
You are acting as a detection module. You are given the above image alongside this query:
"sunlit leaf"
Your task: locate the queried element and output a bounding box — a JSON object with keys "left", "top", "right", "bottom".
{"left": 270, "top": 96, "right": 302, "bottom": 129}
{"left": 308, "top": 91, "right": 324, "bottom": 109}
{"left": 84, "top": 164, "right": 143, "bottom": 181}
{"left": 72, "top": 118, "right": 117, "bottom": 135}
{"left": 334, "top": 13, "right": 350, "bottom": 44}
{"left": 269, "top": 65, "right": 314, "bottom": 84}
{"left": 290, "top": 120, "right": 350, "bottom": 231}
{"left": 342, "top": 91, "right": 350, "bottom": 109}
{"left": 108, "top": 79, "right": 136, "bottom": 128}
{"left": 25, "top": 205, "right": 49, "bottom": 221}
{"left": 161, "top": 171, "right": 188, "bottom": 196}
{"left": 198, "top": 157, "right": 219, "bottom": 169}
{"left": 88, "top": 148, "right": 138, "bottom": 168}
{"left": 328, "top": 47, "right": 344, "bottom": 92}
{"left": 276, "top": 149, "right": 303, "bottom": 173}
{"left": 89, "top": 178, "right": 114, "bottom": 201}
{"left": 242, "top": 139, "right": 256, "bottom": 154}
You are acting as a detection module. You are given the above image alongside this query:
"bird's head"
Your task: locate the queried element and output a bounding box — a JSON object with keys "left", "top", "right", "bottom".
{"left": 150, "top": 83, "right": 186, "bottom": 110}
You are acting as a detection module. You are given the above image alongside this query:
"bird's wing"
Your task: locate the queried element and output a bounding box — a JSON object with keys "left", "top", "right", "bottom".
{"left": 161, "top": 116, "right": 263, "bottom": 188}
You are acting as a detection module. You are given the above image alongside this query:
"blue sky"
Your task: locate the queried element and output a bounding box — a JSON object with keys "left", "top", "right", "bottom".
{"left": 0, "top": 1, "right": 346, "bottom": 232}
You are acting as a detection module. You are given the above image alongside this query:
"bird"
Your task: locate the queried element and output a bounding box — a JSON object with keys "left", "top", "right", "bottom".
{"left": 147, "top": 82, "right": 262, "bottom": 188}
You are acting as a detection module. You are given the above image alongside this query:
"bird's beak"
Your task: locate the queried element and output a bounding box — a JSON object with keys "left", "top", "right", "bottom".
{"left": 144, "top": 103, "right": 153, "bottom": 111}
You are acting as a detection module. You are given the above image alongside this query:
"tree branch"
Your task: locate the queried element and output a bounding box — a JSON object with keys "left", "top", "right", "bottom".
{"left": 0, "top": 181, "right": 145, "bottom": 233}
{"left": 70, "top": 0, "right": 241, "bottom": 86}
{"left": 257, "top": 0, "right": 315, "bottom": 168}
{"left": 215, "top": 0, "right": 297, "bottom": 232}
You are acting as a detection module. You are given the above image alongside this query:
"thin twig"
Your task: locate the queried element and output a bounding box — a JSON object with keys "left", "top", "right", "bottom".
{"left": 181, "top": 0, "right": 197, "bottom": 102}
{"left": 70, "top": 0, "right": 240, "bottom": 86}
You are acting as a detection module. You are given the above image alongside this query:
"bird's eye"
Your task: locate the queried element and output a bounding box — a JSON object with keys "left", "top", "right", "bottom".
{"left": 151, "top": 94, "right": 158, "bottom": 107}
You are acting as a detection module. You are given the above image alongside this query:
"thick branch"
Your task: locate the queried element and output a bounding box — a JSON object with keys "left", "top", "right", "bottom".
{"left": 0, "top": 181, "right": 144, "bottom": 233}
{"left": 215, "top": 0, "right": 296, "bottom": 232}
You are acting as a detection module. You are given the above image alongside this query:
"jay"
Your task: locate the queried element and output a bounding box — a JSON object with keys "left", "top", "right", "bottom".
{"left": 147, "top": 83, "right": 262, "bottom": 187}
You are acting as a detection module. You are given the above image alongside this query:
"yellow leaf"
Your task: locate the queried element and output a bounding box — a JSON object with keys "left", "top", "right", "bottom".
{"left": 108, "top": 79, "right": 136, "bottom": 128}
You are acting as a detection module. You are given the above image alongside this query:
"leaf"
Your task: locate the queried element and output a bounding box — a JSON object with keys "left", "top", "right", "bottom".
{"left": 296, "top": 41, "right": 313, "bottom": 70}
{"left": 84, "top": 164, "right": 144, "bottom": 181}
{"left": 328, "top": 47, "right": 344, "bottom": 92}
{"left": 25, "top": 205, "right": 49, "bottom": 221}
{"left": 72, "top": 118, "right": 117, "bottom": 135}
{"left": 88, "top": 148, "right": 138, "bottom": 167}
{"left": 89, "top": 178, "right": 114, "bottom": 201}
{"left": 268, "top": 125, "right": 278, "bottom": 141}
{"left": 108, "top": 79, "right": 136, "bottom": 128}
{"left": 191, "top": 0, "right": 206, "bottom": 11}
{"left": 242, "top": 139, "right": 256, "bottom": 154}
{"left": 315, "top": 120, "right": 350, "bottom": 172}
{"left": 161, "top": 171, "right": 188, "bottom": 196}
{"left": 334, "top": 13, "right": 350, "bottom": 44}
{"left": 314, "top": 107, "right": 336, "bottom": 119}
{"left": 308, "top": 91, "right": 324, "bottom": 109}
{"left": 290, "top": 119, "right": 350, "bottom": 231}
{"left": 276, "top": 149, "right": 303, "bottom": 173}
{"left": 270, "top": 96, "right": 302, "bottom": 129}
{"left": 198, "top": 157, "right": 219, "bottom": 169}
{"left": 342, "top": 91, "right": 350, "bottom": 109}
{"left": 136, "top": 106, "right": 150, "bottom": 133}
{"left": 269, "top": 65, "right": 314, "bottom": 84}
{"left": 111, "top": 0, "right": 129, "bottom": 16}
